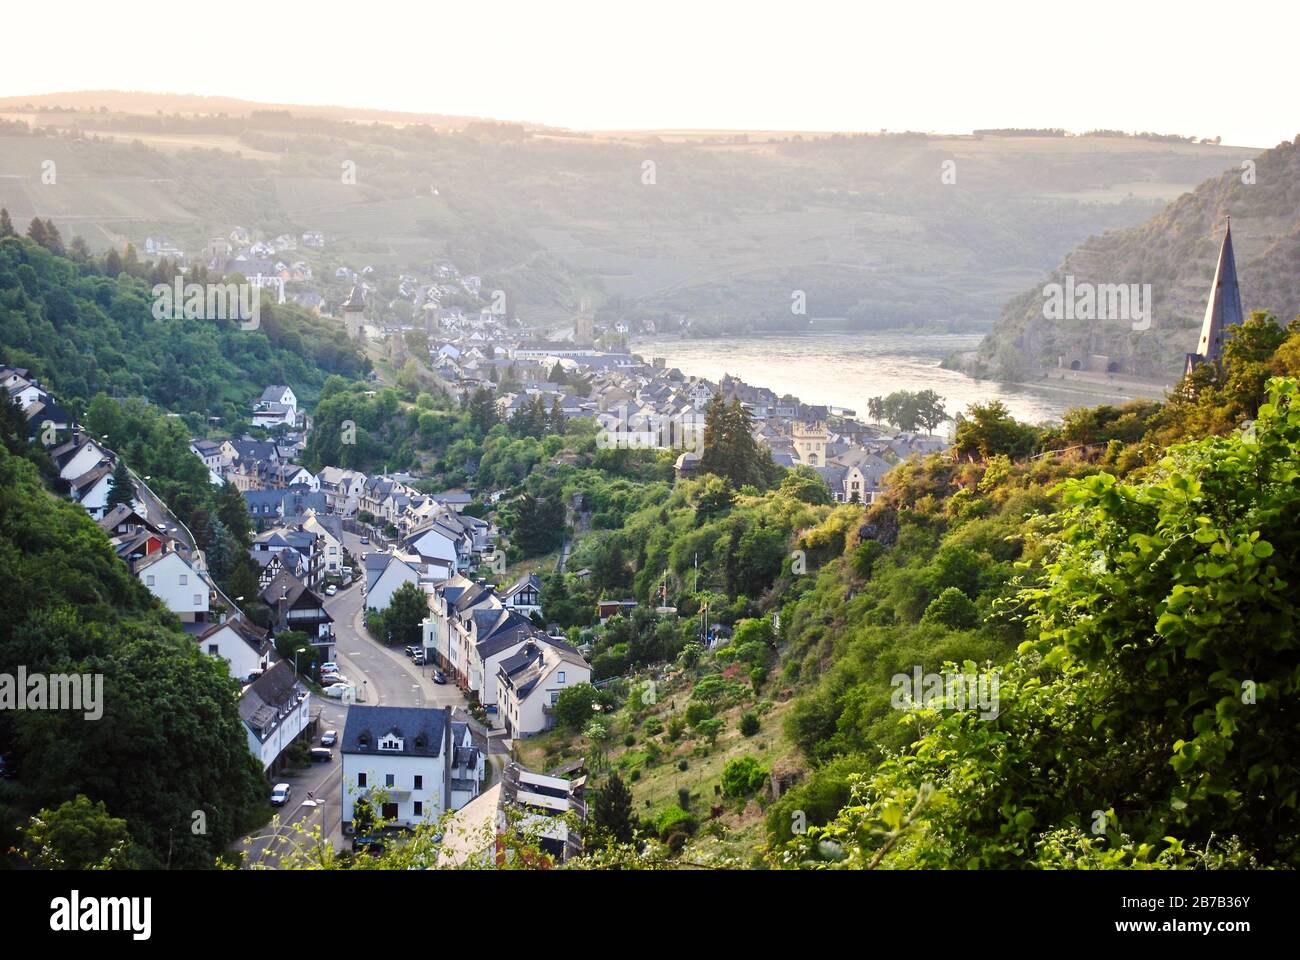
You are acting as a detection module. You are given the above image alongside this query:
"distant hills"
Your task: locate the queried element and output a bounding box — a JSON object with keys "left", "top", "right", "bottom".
{"left": 0, "top": 93, "right": 1263, "bottom": 330}
{"left": 976, "top": 136, "right": 1300, "bottom": 381}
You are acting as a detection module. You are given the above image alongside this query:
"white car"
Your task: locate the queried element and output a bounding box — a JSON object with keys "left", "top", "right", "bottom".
{"left": 320, "top": 662, "right": 339, "bottom": 673}
{"left": 324, "top": 684, "right": 354, "bottom": 700}
{"left": 270, "top": 783, "right": 292, "bottom": 806}
{"left": 325, "top": 584, "right": 338, "bottom": 596}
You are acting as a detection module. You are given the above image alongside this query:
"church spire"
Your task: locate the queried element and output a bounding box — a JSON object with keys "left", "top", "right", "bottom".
{"left": 1193, "top": 217, "right": 1244, "bottom": 364}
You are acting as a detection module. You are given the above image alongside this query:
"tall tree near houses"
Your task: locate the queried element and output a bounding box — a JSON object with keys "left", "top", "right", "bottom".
{"left": 0, "top": 207, "right": 14, "bottom": 237}
{"left": 591, "top": 772, "right": 636, "bottom": 845}
{"left": 105, "top": 460, "right": 136, "bottom": 510}
{"left": 213, "top": 478, "right": 253, "bottom": 549}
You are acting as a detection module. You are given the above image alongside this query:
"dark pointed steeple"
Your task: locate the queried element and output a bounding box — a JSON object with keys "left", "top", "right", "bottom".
{"left": 1187, "top": 219, "right": 1244, "bottom": 373}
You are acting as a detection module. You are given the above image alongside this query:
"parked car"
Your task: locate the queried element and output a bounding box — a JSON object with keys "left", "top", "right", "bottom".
{"left": 325, "top": 584, "right": 338, "bottom": 596}
{"left": 324, "top": 684, "right": 354, "bottom": 700}
{"left": 320, "top": 662, "right": 339, "bottom": 673}
{"left": 321, "top": 729, "right": 338, "bottom": 747}
{"left": 360, "top": 536, "right": 369, "bottom": 544}
{"left": 320, "top": 674, "right": 348, "bottom": 687}
{"left": 270, "top": 783, "right": 292, "bottom": 806}
{"left": 432, "top": 670, "right": 446, "bottom": 685}
{"left": 412, "top": 651, "right": 426, "bottom": 665}
{"left": 310, "top": 747, "right": 333, "bottom": 763}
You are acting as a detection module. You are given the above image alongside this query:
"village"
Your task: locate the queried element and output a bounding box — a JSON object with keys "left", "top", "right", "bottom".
{"left": 2, "top": 220, "right": 960, "bottom": 865}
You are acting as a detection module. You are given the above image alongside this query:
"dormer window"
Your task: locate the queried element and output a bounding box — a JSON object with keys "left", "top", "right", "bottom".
{"left": 379, "top": 735, "right": 403, "bottom": 752}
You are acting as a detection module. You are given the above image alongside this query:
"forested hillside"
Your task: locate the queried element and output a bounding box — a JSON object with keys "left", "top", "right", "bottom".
{"left": 978, "top": 136, "right": 1300, "bottom": 380}
{"left": 0, "top": 427, "right": 266, "bottom": 868}
{"left": 0, "top": 222, "right": 369, "bottom": 426}
{"left": 506, "top": 314, "right": 1300, "bottom": 869}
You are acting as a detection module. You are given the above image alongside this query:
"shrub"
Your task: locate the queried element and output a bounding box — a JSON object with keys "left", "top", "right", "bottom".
{"left": 677, "top": 759, "right": 689, "bottom": 772}
{"left": 644, "top": 717, "right": 664, "bottom": 736}
{"left": 921, "top": 586, "right": 980, "bottom": 629}
{"left": 739, "top": 711, "right": 760, "bottom": 736}
{"left": 552, "top": 683, "right": 600, "bottom": 730}
{"left": 623, "top": 733, "right": 635, "bottom": 747}
{"left": 656, "top": 804, "right": 697, "bottom": 839}
{"left": 677, "top": 787, "right": 691, "bottom": 809}
{"left": 667, "top": 717, "right": 686, "bottom": 741}
{"left": 721, "top": 756, "right": 769, "bottom": 798}
{"left": 685, "top": 701, "right": 712, "bottom": 726}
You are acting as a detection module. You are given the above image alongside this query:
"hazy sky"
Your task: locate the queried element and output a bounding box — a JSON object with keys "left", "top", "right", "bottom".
{"left": 4, "top": 0, "right": 1295, "bottom": 146}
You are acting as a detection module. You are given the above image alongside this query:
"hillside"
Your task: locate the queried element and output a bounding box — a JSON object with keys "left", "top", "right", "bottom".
{"left": 0, "top": 96, "right": 1261, "bottom": 330}
{"left": 508, "top": 317, "right": 1300, "bottom": 869}
{"left": 976, "top": 135, "right": 1300, "bottom": 381}
{"left": 0, "top": 229, "right": 370, "bottom": 427}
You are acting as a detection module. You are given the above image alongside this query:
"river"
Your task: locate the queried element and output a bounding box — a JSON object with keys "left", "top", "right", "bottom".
{"left": 631, "top": 332, "right": 1162, "bottom": 426}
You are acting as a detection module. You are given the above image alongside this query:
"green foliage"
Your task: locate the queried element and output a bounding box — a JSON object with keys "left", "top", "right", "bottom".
{"left": 921, "top": 587, "right": 979, "bottom": 629}
{"left": 655, "top": 804, "right": 697, "bottom": 839}
{"left": 0, "top": 442, "right": 266, "bottom": 868}
{"left": 553, "top": 683, "right": 600, "bottom": 730}
{"left": 591, "top": 773, "right": 636, "bottom": 845}
{"left": 699, "top": 395, "right": 780, "bottom": 490}
{"left": 786, "top": 378, "right": 1300, "bottom": 869}
{"left": 953, "top": 400, "right": 1040, "bottom": 461}
{"left": 21, "top": 795, "right": 136, "bottom": 869}
{"left": 721, "top": 756, "right": 769, "bottom": 798}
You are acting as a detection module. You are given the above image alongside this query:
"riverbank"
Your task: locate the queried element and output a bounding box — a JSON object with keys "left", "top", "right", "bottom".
{"left": 628, "top": 332, "right": 1154, "bottom": 424}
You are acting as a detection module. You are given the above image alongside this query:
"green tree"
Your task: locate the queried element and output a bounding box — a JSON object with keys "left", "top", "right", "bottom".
{"left": 921, "top": 586, "right": 979, "bottom": 629}
{"left": 553, "top": 683, "right": 599, "bottom": 730}
{"left": 591, "top": 773, "right": 635, "bottom": 844}
{"left": 382, "top": 581, "right": 429, "bottom": 648}
{"left": 21, "top": 795, "right": 135, "bottom": 870}
{"left": 105, "top": 460, "right": 136, "bottom": 509}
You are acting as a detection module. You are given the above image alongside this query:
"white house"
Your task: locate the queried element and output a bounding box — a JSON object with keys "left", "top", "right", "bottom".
{"left": 497, "top": 639, "right": 592, "bottom": 739}
{"left": 69, "top": 464, "right": 142, "bottom": 520}
{"left": 364, "top": 553, "right": 424, "bottom": 612}
{"left": 195, "top": 618, "right": 272, "bottom": 681}
{"left": 501, "top": 572, "right": 543, "bottom": 620}
{"left": 251, "top": 385, "right": 299, "bottom": 428}
{"left": 301, "top": 510, "right": 345, "bottom": 575}
{"left": 403, "top": 521, "right": 461, "bottom": 572}
{"left": 341, "top": 705, "right": 481, "bottom": 830}
{"left": 137, "top": 549, "right": 210, "bottom": 621}
{"left": 52, "top": 434, "right": 112, "bottom": 482}
{"left": 239, "top": 662, "right": 312, "bottom": 772}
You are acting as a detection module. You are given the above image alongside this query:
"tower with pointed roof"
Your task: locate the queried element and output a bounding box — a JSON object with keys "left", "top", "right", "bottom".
{"left": 1184, "top": 218, "right": 1244, "bottom": 377}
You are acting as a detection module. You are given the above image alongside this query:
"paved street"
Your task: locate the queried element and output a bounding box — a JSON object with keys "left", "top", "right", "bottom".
{"left": 240, "top": 530, "right": 501, "bottom": 867}
{"left": 241, "top": 696, "right": 348, "bottom": 868}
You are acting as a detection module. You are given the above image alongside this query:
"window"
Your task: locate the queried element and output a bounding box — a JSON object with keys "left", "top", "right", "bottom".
{"left": 385, "top": 774, "right": 395, "bottom": 787}
{"left": 414, "top": 775, "right": 423, "bottom": 790}
{"left": 146, "top": 575, "right": 155, "bottom": 586}
{"left": 413, "top": 801, "right": 423, "bottom": 816}
{"left": 550, "top": 691, "right": 560, "bottom": 705}
{"left": 194, "top": 594, "right": 202, "bottom": 606}
{"left": 179, "top": 574, "right": 188, "bottom": 585}
{"left": 558, "top": 671, "right": 566, "bottom": 684}
{"left": 208, "top": 644, "right": 219, "bottom": 655}
{"left": 357, "top": 772, "right": 367, "bottom": 787}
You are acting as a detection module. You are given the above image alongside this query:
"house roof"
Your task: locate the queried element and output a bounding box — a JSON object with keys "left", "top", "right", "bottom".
{"left": 258, "top": 570, "right": 326, "bottom": 612}
{"left": 198, "top": 617, "right": 271, "bottom": 655}
{"left": 239, "top": 662, "right": 306, "bottom": 741}
{"left": 341, "top": 705, "right": 448, "bottom": 758}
